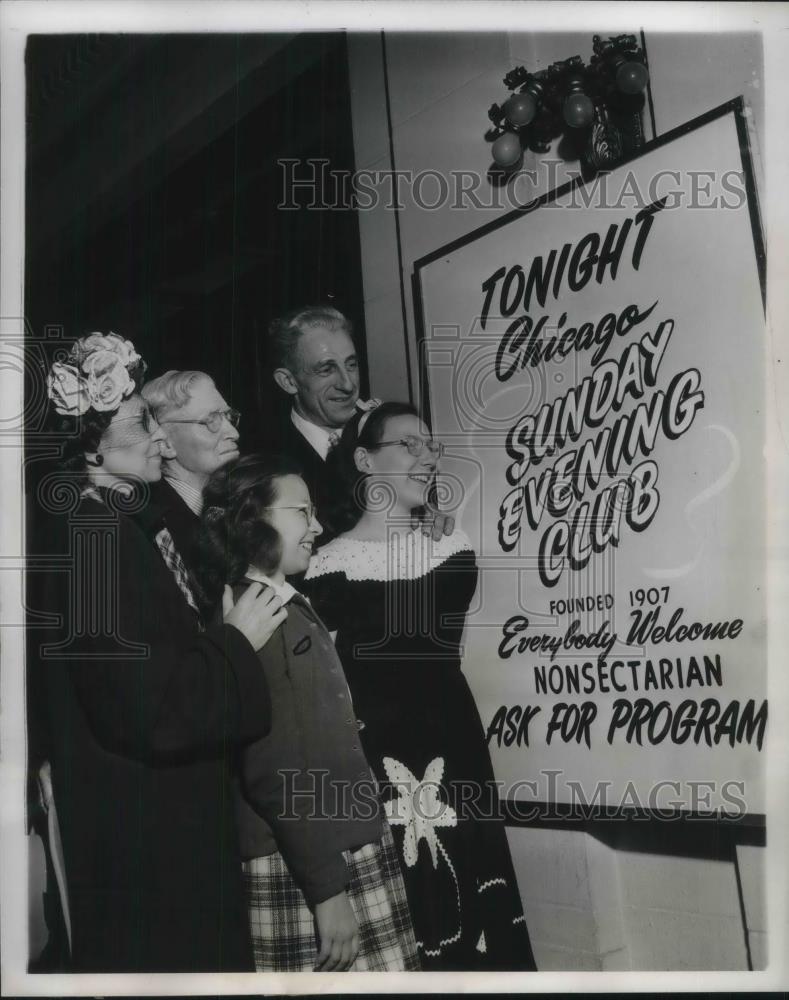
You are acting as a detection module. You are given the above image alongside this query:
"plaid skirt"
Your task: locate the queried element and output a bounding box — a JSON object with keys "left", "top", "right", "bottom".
{"left": 242, "top": 821, "right": 421, "bottom": 972}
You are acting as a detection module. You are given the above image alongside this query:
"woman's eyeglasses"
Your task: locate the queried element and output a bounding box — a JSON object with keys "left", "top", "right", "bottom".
{"left": 375, "top": 435, "right": 445, "bottom": 458}
{"left": 262, "top": 503, "right": 318, "bottom": 525}
{"left": 159, "top": 408, "right": 241, "bottom": 433}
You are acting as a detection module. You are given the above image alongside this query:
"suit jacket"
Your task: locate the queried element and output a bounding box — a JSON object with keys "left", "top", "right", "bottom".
{"left": 271, "top": 417, "right": 332, "bottom": 513}
{"left": 257, "top": 414, "right": 339, "bottom": 545}
{"left": 32, "top": 490, "right": 271, "bottom": 972}
{"left": 232, "top": 581, "right": 381, "bottom": 906}
{"left": 149, "top": 478, "right": 202, "bottom": 588}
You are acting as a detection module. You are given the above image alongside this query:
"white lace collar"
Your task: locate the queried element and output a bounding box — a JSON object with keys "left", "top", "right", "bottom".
{"left": 305, "top": 527, "right": 474, "bottom": 582}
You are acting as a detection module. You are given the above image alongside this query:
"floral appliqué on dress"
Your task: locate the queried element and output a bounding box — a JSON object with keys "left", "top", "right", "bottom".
{"left": 382, "top": 755, "right": 463, "bottom": 955}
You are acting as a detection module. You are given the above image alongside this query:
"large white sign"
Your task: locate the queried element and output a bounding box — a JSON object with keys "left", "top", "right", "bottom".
{"left": 414, "top": 101, "right": 766, "bottom": 816}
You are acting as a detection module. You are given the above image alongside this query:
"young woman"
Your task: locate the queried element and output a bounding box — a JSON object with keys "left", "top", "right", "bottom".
{"left": 196, "top": 453, "right": 420, "bottom": 972}
{"left": 303, "top": 402, "right": 537, "bottom": 971}
{"left": 36, "top": 333, "right": 283, "bottom": 971}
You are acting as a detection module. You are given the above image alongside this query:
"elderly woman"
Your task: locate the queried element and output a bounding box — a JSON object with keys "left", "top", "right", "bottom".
{"left": 141, "top": 369, "right": 242, "bottom": 584}
{"left": 35, "top": 334, "right": 284, "bottom": 972}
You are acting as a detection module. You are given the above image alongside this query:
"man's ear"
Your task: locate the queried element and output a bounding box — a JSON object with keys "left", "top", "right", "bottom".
{"left": 273, "top": 367, "right": 299, "bottom": 397}
{"left": 159, "top": 435, "right": 177, "bottom": 460}
{"left": 354, "top": 446, "right": 372, "bottom": 473}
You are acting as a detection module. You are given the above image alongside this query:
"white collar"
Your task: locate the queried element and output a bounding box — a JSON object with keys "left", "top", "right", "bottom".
{"left": 290, "top": 400, "right": 382, "bottom": 461}
{"left": 164, "top": 473, "right": 204, "bottom": 516}
{"left": 290, "top": 409, "right": 335, "bottom": 461}
{"left": 305, "top": 527, "right": 474, "bottom": 582}
{"left": 244, "top": 566, "right": 300, "bottom": 605}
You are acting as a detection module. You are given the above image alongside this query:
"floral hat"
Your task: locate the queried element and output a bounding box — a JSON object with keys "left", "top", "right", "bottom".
{"left": 47, "top": 332, "right": 146, "bottom": 417}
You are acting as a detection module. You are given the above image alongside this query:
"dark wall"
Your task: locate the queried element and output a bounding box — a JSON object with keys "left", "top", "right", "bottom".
{"left": 23, "top": 41, "right": 366, "bottom": 945}
{"left": 25, "top": 32, "right": 367, "bottom": 439}
{"left": 23, "top": 36, "right": 368, "bottom": 801}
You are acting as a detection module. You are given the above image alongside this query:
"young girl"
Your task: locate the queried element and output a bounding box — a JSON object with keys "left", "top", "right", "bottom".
{"left": 197, "top": 453, "right": 420, "bottom": 972}
{"left": 304, "top": 402, "right": 537, "bottom": 971}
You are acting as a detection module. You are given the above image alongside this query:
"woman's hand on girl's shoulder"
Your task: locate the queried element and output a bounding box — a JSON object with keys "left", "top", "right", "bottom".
{"left": 222, "top": 583, "right": 287, "bottom": 651}
{"left": 313, "top": 890, "right": 359, "bottom": 971}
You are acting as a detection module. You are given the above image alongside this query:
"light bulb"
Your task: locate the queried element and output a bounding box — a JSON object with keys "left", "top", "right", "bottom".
{"left": 491, "top": 131, "right": 522, "bottom": 168}
{"left": 503, "top": 92, "right": 537, "bottom": 128}
{"left": 563, "top": 92, "right": 594, "bottom": 129}
{"left": 616, "top": 60, "right": 649, "bottom": 95}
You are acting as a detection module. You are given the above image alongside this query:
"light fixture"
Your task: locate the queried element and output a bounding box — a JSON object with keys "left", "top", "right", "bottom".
{"left": 486, "top": 34, "right": 649, "bottom": 174}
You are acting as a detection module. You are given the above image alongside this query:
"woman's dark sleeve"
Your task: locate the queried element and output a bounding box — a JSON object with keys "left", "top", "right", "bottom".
{"left": 46, "top": 508, "right": 271, "bottom": 763}
{"left": 453, "top": 548, "right": 480, "bottom": 614}
{"left": 68, "top": 624, "right": 271, "bottom": 762}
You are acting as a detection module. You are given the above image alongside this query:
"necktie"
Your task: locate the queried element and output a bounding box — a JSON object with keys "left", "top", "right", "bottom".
{"left": 327, "top": 431, "right": 341, "bottom": 451}
{"left": 154, "top": 526, "right": 204, "bottom": 629}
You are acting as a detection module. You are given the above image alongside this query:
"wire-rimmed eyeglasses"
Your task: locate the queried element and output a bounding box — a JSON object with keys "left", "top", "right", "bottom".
{"left": 262, "top": 503, "right": 318, "bottom": 525}
{"left": 374, "top": 435, "right": 445, "bottom": 458}
{"left": 159, "top": 408, "right": 241, "bottom": 433}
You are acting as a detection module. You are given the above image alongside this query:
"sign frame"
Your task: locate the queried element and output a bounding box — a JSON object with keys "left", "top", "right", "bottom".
{"left": 412, "top": 97, "right": 767, "bottom": 826}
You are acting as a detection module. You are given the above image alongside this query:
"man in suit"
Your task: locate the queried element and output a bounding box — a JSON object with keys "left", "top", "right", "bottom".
{"left": 264, "top": 304, "right": 453, "bottom": 541}
{"left": 265, "top": 305, "right": 361, "bottom": 524}
{"left": 141, "top": 370, "right": 241, "bottom": 583}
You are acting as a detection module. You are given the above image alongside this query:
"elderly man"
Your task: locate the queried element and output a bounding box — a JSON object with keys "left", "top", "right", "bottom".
{"left": 265, "top": 304, "right": 452, "bottom": 539}
{"left": 264, "top": 305, "right": 360, "bottom": 521}
{"left": 141, "top": 369, "right": 241, "bottom": 582}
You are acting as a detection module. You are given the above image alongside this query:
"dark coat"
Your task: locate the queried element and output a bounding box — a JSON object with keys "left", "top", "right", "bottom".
{"left": 232, "top": 581, "right": 381, "bottom": 906}
{"left": 148, "top": 478, "right": 202, "bottom": 586}
{"left": 254, "top": 411, "right": 337, "bottom": 541}
{"left": 33, "top": 490, "right": 271, "bottom": 972}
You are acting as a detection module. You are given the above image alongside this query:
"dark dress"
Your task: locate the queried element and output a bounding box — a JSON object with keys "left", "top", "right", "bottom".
{"left": 303, "top": 528, "right": 536, "bottom": 971}
{"left": 30, "top": 487, "right": 271, "bottom": 972}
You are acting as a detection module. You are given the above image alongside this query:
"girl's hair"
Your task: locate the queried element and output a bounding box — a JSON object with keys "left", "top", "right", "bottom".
{"left": 323, "top": 401, "right": 420, "bottom": 536}
{"left": 196, "top": 452, "right": 304, "bottom": 608}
